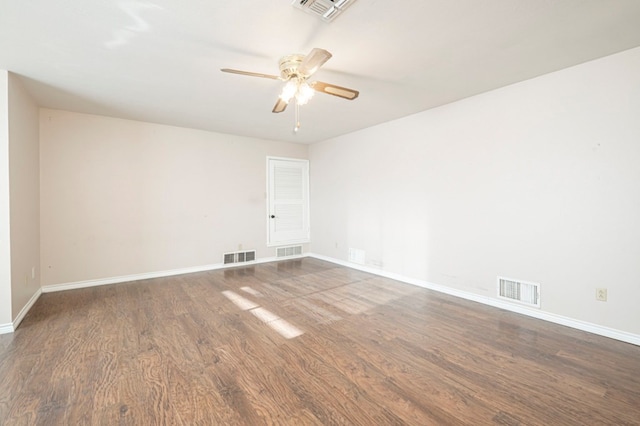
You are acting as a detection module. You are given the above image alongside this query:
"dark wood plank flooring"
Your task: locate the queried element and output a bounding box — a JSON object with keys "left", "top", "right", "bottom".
{"left": 1, "top": 258, "right": 639, "bottom": 425}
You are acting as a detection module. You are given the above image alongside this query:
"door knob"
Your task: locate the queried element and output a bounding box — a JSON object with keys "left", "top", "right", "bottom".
{"left": 270, "top": 215, "right": 275, "bottom": 219}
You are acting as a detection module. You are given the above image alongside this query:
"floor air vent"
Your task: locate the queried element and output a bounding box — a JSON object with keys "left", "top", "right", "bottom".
{"left": 292, "top": 0, "right": 357, "bottom": 22}
{"left": 224, "top": 250, "right": 256, "bottom": 265}
{"left": 498, "top": 277, "right": 540, "bottom": 308}
{"left": 277, "top": 245, "right": 303, "bottom": 258}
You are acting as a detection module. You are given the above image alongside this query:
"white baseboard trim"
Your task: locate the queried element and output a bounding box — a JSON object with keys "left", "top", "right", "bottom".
{"left": 41, "top": 255, "right": 305, "bottom": 294}
{"left": 308, "top": 253, "right": 640, "bottom": 347}
{"left": 13, "top": 288, "right": 42, "bottom": 329}
{"left": 0, "top": 288, "right": 42, "bottom": 335}
{"left": 32, "top": 253, "right": 640, "bottom": 346}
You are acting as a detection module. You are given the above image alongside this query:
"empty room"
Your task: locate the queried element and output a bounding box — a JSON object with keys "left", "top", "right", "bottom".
{"left": 1, "top": 1, "right": 640, "bottom": 424}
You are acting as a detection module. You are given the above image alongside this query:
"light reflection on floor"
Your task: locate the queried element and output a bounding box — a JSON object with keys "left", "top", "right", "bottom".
{"left": 222, "top": 290, "right": 304, "bottom": 339}
{"left": 304, "top": 277, "right": 420, "bottom": 315}
{"left": 288, "top": 298, "right": 342, "bottom": 324}
{"left": 250, "top": 307, "right": 303, "bottom": 339}
{"left": 221, "top": 269, "right": 420, "bottom": 340}
{"left": 221, "top": 290, "right": 258, "bottom": 311}
{"left": 240, "top": 286, "right": 262, "bottom": 297}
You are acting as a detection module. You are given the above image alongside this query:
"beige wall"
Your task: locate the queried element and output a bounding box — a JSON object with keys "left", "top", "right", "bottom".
{"left": 8, "top": 72, "right": 40, "bottom": 320}
{"left": 40, "top": 110, "right": 308, "bottom": 286}
{"left": 0, "top": 70, "right": 11, "bottom": 325}
{"left": 309, "top": 47, "right": 640, "bottom": 335}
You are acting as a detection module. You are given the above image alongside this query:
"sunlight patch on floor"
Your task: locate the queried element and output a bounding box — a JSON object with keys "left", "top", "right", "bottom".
{"left": 221, "top": 291, "right": 258, "bottom": 311}
{"left": 222, "top": 291, "right": 304, "bottom": 339}
{"left": 240, "top": 286, "right": 262, "bottom": 297}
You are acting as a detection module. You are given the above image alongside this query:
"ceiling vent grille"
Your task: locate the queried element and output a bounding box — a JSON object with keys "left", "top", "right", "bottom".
{"left": 224, "top": 250, "right": 256, "bottom": 265}
{"left": 498, "top": 276, "right": 540, "bottom": 308}
{"left": 292, "top": 0, "right": 357, "bottom": 22}
{"left": 277, "top": 245, "right": 303, "bottom": 258}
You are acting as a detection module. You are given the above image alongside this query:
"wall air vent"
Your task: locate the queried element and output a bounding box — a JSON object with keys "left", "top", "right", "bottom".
{"left": 277, "top": 245, "right": 303, "bottom": 258}
{"left": 223, "top": 250, "right": 256, "bottom": 265}
{"left": 292, "top": 0, "right": 357, "bottom": 22}
{"left": 498, "top": 276, "right": 540, "bottom": 308}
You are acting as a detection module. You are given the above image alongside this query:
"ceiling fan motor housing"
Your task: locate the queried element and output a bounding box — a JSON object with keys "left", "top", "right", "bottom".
{"left": 279, "top": 54, "right": 305, "bottom": 80}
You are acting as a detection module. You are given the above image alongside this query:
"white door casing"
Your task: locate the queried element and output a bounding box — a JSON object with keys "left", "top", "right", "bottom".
{"left": 267, "top": 157, "right": 310, "bottom": 246}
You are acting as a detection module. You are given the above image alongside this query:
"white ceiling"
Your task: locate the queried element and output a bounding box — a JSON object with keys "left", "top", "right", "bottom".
{"left": 2, "top": 0, "right": 640, "bottom": 144}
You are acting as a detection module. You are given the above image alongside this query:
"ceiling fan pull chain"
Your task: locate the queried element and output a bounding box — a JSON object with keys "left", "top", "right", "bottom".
{"left": 293, "top": 100, "right": 301, "bottom": 134}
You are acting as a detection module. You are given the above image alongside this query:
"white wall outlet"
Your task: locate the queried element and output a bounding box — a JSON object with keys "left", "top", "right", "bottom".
{"left": 596, "top": 288, "right": 607, "bottom": 302}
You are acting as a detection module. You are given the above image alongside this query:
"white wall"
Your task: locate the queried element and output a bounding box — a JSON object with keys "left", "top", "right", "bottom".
{"left": 40, "top": 110, "right": 308, "bottom": 286}
{"left": 8, "top": 72, "right": 40, "bottom": 319}
{"left": 309, "top": 47, "right": 640, "bottom": 335}
{"left": 0, "top": 70, "right": 11, "bottom": 325}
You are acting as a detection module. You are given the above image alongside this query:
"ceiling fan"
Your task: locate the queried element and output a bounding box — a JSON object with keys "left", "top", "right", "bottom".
{"left": 221, "top": 48, "right": 359, "bottom": 133}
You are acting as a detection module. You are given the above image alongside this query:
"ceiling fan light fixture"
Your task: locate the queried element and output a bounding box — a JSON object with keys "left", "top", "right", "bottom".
{"left": 279, "top": 79, "right": 315, "bottom": 105}
{"left": 280, "top": 80, "right": 298, "bottom": 103}
{"left": 296, "top": 82, "right": 315, "bottom": 105}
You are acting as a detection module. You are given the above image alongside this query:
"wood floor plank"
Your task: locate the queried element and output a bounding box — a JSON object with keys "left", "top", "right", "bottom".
{"left": 1, "top": 258, "right": 639, "bottom": 425}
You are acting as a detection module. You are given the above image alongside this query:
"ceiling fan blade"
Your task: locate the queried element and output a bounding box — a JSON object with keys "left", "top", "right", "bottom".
{"left": 297, "top": 48, "right": 332, "bottom": 77}
{"left": 272, "top": 98, "right": 288, "bottom": 113}
{"left": 220, "top": 68, "right": 280, "bottom": 80}
{"left": 311, "top": 81, "right": 359, "bottom": 100}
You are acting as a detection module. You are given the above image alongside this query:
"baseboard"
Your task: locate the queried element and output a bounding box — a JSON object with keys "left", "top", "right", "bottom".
{"left": 13, "top": 288, "right": 42, "bottom": 329}
{"left": 0, "top": 287, "right": 42, "bottom": 335}
{"left": 33, "top": 253, "right": 640, "bottom": 346}
{"left": 309, "top": 253, "right": 640, "bottom": 347}
{"left": 7, "top": 255, "right": 306, "bottom": 334}
{"left": 41, "top": 255, "right": 305, "bottom": 293}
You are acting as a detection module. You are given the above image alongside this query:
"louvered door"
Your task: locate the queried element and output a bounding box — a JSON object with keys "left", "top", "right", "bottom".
{"left": 267, "top": 157, "right": 310, "bottom": 246}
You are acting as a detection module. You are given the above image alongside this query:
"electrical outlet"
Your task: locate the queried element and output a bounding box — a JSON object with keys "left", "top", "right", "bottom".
{"left": 596, "top": 288, "right": 607, "bottom": 302}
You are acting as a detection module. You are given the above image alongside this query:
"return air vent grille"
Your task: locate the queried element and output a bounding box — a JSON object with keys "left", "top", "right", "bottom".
{"left": 224, "top": 250, "right": 256, "bottom": 265}
{"left": 277, "top": 245, "right": 303, "bottom": 258}
{"left": 498, "top": 277, "right": 540, "bottom": 308}
{"left": 292, "top": 0, "right": 357, "bottom": 22}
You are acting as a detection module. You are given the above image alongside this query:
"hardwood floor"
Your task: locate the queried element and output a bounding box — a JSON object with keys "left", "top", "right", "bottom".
{"left": 1, "top": 258, "right": 639, "bottom": 425}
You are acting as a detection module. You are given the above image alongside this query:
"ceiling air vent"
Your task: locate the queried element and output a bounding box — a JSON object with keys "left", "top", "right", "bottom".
{"left": 292, "top": 0, "right": 357, "bottom": 22}
{"left": 497, "top": 276, "right": 540, "bottom": 308}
